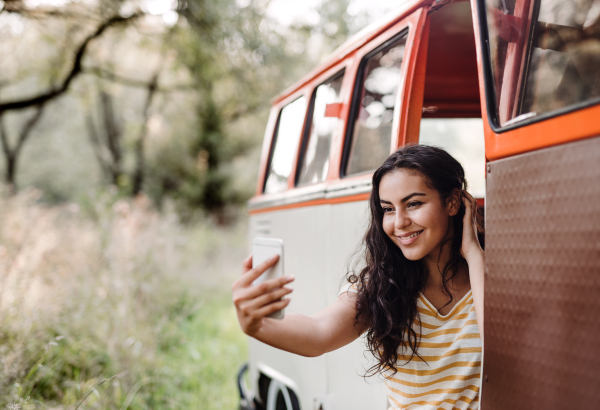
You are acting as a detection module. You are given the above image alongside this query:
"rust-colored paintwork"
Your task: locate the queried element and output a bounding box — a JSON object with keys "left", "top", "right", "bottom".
{"left": 483, "top": 136, "right": 600, "bottom": 410}
{"left": 393, "top": 8, "right": 429, "bottom": 150}
{"left": 403, "top": 13, "right": 429, "bottom": 147}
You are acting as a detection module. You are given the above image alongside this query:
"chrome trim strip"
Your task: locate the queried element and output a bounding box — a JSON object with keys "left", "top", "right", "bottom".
{"left": 248, "top": 180, "right": 373, "bottom": 211}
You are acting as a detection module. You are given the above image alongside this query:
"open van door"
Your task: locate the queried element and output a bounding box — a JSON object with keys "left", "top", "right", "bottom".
{"left": 472, "top": 0, "right": 600, "bottom": 408}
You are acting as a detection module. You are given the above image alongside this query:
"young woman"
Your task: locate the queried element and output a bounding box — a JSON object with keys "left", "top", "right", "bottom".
{"left": 232, "top": 145, "right": 485, "bottom": 409}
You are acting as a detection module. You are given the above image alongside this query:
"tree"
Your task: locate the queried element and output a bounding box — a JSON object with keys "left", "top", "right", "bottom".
{"left": 139, "top": 0, "right": 320, "bottom": 219}
{"left": 0, "top": 1, "right": 145, "bottom": 193}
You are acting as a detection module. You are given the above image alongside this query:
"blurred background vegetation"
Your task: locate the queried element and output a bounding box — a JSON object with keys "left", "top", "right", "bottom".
{"left": 0, "top": 0, "right": 393, "bottom": 408}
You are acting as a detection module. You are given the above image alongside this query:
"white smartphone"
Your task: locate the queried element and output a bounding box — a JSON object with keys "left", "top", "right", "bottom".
{"left": 252, "top": 237, "right": 285, "bottom": 320}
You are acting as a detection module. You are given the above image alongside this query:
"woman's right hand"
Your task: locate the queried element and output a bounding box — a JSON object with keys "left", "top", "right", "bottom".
{"left": 232, "top": 255, "right": 294, "bottom": 337}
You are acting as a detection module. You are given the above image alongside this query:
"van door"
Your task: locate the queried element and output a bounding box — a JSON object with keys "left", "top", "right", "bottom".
{"left": 473, "top": 0, "right": 600, "bottom": 408}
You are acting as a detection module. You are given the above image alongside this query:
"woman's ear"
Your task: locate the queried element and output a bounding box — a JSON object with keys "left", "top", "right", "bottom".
{"left": 446, "top": 188, "right": 462, "bottom": 216}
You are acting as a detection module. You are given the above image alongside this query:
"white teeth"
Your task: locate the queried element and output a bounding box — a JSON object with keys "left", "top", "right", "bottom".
{"left": 404, "top": 231, "right": 421, "bottom": 239}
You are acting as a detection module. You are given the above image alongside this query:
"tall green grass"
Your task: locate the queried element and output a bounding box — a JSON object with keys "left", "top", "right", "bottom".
{"left": 0, "top": 189, "right": 248, "bottom": 409}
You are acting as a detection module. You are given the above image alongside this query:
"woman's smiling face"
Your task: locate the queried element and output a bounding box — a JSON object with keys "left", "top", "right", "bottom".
{"left": 379, "top": 169, "right": 457, "bottom": 262}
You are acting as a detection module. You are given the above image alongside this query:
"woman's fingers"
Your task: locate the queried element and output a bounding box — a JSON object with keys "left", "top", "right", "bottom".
{"left": 242, "top": 255, "right": 253, "bottom": 272}
{"left": 460, "top": 191, "right": 484, "bottom": 259}
{"left": 247, "top": 286, "right": 293, "bottom": 310}
{"left": 233, "top": 255, "right": 289, "bottom": 335}
{"left": 234, "top": 255, "right": 280, "bottom": 288}
{"left": 242, "top": 274, "right": 295, "bottom": 300}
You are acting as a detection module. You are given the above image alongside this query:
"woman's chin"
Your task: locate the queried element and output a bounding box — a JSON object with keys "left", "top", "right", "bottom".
{"left": 400, "top": 247, "right": 426, "bottom": 261}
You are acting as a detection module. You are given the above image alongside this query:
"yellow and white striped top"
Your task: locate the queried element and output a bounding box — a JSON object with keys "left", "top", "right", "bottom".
{"left": 341, "top": 286, "right": 482, "bottom": 410}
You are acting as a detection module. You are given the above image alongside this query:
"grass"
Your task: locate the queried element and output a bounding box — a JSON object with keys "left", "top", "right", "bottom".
{"left": 0, "top": 188, "right": 248, "bottom": 409}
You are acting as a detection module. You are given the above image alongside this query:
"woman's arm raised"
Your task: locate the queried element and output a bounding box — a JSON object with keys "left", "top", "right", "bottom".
{"left": 461, "top": 191, "right": 485, "bottom": 339}
{"left": 232, "top": 255, "right": 365, "bottom": 357}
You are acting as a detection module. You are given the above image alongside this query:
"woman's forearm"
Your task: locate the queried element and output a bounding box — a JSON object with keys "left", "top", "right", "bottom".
{"left": 466, "top": 250, "right": 484, "bottom": 339}
{"left": 252, "top": 313, "right": 330, "bottom": 357}
{"left": 249, "top": 294, "right": 363, "bottom": 357}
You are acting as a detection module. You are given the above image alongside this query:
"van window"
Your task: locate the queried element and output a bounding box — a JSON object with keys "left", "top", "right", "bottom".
{"left": 419, "top": 118, "right": 486, "bottom": 198}
{"left": 264, "top": 97, "right": 307, "bottom": 194}
{"left": 484, "top": 0, "right": 600, "bottom": 127}
{"left": 345, "top": 32, "right": 408, "bottom": 176}
{"left": 297, "top": 71, "right": 345, "bottom": 186}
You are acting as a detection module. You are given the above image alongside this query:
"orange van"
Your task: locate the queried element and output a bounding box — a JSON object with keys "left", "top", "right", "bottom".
{"left": 238, "top": 1, "right": 600, "bottom": 409}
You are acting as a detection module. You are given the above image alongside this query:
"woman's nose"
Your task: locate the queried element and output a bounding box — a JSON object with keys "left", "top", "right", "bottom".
{"left": 394, "top": 210, "right": 410, "bottom": 230}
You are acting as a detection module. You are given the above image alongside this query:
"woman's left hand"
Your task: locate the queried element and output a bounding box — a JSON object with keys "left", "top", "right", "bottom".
{"left": 461, "top": 190, "right": 483, "bottom": 261}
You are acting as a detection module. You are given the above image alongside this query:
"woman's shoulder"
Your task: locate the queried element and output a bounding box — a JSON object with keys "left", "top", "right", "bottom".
{"left": 338, "top": 282, "right": 361, "bottom": 296}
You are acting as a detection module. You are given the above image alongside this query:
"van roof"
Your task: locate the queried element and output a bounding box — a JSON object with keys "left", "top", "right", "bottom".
{"left": 272, "top": 0, "right": 429, "bottom": 104}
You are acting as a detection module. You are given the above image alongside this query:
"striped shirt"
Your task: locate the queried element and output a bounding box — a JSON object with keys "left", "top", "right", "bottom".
{"left": 340, "top": 286, "right": 482, "bottom": 410}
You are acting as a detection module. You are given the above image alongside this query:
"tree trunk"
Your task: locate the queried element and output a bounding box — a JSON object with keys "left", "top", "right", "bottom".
{"left": 6, "top": 154, "right": 16, "bottom": 190}
{"left": 132, "top": 73, "right": 159, "bottom": 196}
{"left": 0, "top": 105, "right": 44, "bottom": 192}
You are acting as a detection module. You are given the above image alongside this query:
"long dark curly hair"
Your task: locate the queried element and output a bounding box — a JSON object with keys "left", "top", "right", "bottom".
{"left": 347, "top": 144, "right": 483, "bottom": 377}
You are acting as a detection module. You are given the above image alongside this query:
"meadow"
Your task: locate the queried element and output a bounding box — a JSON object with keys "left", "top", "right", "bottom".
{"left": 0, "top": 189, "right": 248, "bottom": 409}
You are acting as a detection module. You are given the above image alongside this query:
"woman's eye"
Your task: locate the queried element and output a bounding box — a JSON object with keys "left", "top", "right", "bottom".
{"left": 382, "top": 207, "right": 393, "bottom": 213}
{"left": 407, "top": 201, "right": 422, "bottom": 209}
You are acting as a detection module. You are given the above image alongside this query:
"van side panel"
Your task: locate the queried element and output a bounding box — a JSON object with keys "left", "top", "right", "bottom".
{"left": 248, "top": 199, "right": 388, "bottom": 409}
{"left": 483, "top": 135, "right": 600, "bottom": 410}
{"left": 248, "top": 205, "right": 330, "bottom": 408}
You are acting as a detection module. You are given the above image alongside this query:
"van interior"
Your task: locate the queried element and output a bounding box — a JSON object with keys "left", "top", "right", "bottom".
{"left": 418, "top": 1, "right": 487, "bottom": 204}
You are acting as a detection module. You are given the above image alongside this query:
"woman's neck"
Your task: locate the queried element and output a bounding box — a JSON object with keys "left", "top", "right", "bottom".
{"left": 423, "top": 241, "right": 452, "bottom": 288}
{"left": 423, "top": 238, "right": 469, "bottom": 287}
{"left": 422, "top": 219, "right": 461, "bottom": 289}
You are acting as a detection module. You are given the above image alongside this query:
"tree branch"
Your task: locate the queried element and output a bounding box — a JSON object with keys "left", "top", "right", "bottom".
{"left": 0, "top": 12, "right": 144, "bottom": 112}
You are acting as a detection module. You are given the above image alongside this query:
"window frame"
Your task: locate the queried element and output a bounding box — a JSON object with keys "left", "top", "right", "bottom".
{"left": 295, "top": 69, "right": 346, "bottom": 187}
{"left": 341, "top": 29, "right": 411, "bottom": 178}
{"left": 477, "top": 0, "right": 600, "bottom": 133}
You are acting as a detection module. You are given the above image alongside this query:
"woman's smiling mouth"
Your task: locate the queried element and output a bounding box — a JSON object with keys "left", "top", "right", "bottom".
{"left": 397, "top": 230, "right": 423, "bottom": 245}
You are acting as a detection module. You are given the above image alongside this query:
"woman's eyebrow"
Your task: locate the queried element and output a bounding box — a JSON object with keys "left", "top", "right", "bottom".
{"left": 380, "top": 193, "right": 425, "bottom": 205}
{"left": 401, "top": 192, "right": 426, "bottom": 203}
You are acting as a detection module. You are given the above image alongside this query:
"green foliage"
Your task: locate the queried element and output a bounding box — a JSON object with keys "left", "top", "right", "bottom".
{"left": 0, "top": 190, "right": 248, "bottom": 409}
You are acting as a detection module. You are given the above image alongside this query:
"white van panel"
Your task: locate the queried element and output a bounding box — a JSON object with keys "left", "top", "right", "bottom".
{"left": 323, "top": 200, "right": 388, "bottom": 410}
{"left": 248, "top": 199, "right": 387, "bottom": 410}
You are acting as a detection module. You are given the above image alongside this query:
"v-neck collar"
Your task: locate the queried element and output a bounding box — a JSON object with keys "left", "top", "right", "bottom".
{"left": 419, "top": 289, "right": 472, "bottom": 320}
